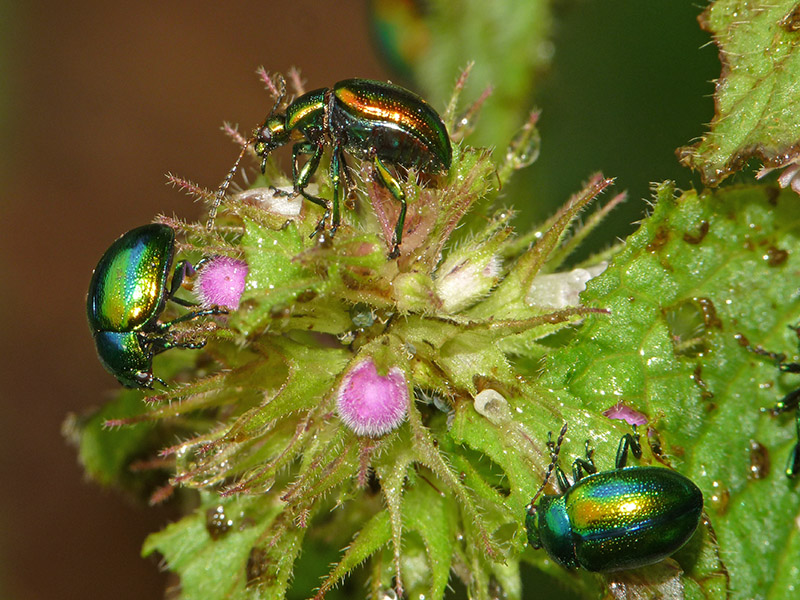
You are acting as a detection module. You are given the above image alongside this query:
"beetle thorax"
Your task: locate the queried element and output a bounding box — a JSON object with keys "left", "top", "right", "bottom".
{"left": 536, "top": 495, "right": 579, "bottom": 568}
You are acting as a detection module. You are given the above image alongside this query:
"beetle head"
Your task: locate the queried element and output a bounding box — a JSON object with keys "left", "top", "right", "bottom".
{"left": 525, "top": 503, "right": 542, "bottom": 549}
{"left": 253, "top": 115, "right": 289, "bottom": 172}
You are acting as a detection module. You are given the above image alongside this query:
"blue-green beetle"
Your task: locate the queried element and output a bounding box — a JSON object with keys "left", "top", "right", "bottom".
{"left": 526, "top": 425, "right": 703, "bottom": 572}
{"left": 209, "top": 76, "right": 452, "bottom": 258}
{"left": 87, "top": 224, "right": 226, "bottom": 388}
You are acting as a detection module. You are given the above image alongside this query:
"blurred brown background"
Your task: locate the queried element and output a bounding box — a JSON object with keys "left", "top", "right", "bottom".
{"left": 2, "top": 2, "right": 386, "bottom": 598}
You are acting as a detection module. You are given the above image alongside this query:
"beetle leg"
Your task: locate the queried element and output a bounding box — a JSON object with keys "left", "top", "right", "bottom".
{"left": 165, "top": 260, "right": 199, "bottom": 307}
{"left": 571, "top": 459, "right": 594, "bottom": 482}
{"left": 585, "top": 439, "right": 595, "bottom": 464}
{"left": 744, "top": 340, "right": 800, "bottom": 374}
{"left": 328, "top": 142, "right": 342, "bottom": 235}
{"left": 765, "top": 386, "right": 800, "bottom": 478}
{"left": 372, "top": 155, "right": 406, "bottom": 259}
{"left": 751, "top": 344, "right": 800, "bottom": 478}
{"left": 554, "top": 464, "right": 571, "bottom": 493}
{"left": 169, "top": 296, "right": 196, "bottom": 308}
{"left": 269, "top": 185, "right": 293, "bottom": 197}
{"left": 292, "top": 141, "right": 332, "bottom": 236}
{"left": 152, "top": 338, "right": 207, "bottom": 354}
{"left": 770, "top": 386, "right": 800, "bottom": 416}
{"left": 785, "top": 410, "right": 800, "bottom": 478}
{"left": 292, "top": 141, "right": 322, "bottom": 188}
{"left": 572, "top": 440, "right": 597, "bottom": 481}
{"left": 147, "top": 335, "right": 208, "bottom": 359}
{"left": 615, "top": 430, "right": 642, "bottom": 469}
{"left": 155, "top": 306, "right": 229, "bottom": 332}
{"left": 336, "top": 149, "right": 356, "bottom": 207}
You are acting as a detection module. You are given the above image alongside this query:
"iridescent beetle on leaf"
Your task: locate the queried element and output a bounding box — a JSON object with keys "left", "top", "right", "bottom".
{"left": 526, "top": 424, "right": 703, "bottom": 572}
{"left": 209, "top": 76, "right": 452, "bottom": 258}
{"left": 87, "top": 224, "right": 227, "bottom": 388}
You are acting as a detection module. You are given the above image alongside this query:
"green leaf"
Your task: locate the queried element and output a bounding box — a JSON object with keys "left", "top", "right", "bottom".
{"left": 143, "top": 494, "right": 286, "bottom": 600}
{"left": 314, "top": 510, "right": 393, "bottom": 599}
{"left": 472, "top": 174, "right": 613, "bottom": 321}
{"left": 402, "top": 476, "right": 457, "bottom": 600}
{"left": 679, "top": 0, "right": 800, "bottom": 184}
{"left": 219, "top": 340, "right": 349, "bottom": 444}
{"left": 64, "top": 390, "right": 156, "bottom": 490}
{"left": 544, "top": 182, "right": 800, "bottom": 598}
{"left": 234, "top": 217, "right": 323, "bottom": 336}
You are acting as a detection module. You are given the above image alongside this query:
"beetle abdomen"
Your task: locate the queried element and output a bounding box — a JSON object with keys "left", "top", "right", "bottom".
{"left": 566, "top": 467, "right": 703, "bottom": 572}
{"left": 87, "top": 224, "right": 175, "bottom": 332}
{"left": 331, "top": 79, "right": 451, "bottom": 172}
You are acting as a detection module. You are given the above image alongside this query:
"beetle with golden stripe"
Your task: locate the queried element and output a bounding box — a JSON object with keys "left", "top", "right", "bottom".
{"left": 87, "top": 224, "right": 227, "bottom": 388}
{"left": 526, "top": 424, "right": 703, "bottom": 572}
{"left": 210, "top": 77, "right": 452, "bottom": 258}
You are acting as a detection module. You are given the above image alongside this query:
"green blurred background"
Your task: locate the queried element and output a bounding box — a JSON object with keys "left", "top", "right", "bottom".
{"left": 0, "top": 1, "right": 716, "bottom": 598}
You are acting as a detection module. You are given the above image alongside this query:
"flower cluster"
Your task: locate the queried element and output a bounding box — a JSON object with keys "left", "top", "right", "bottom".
{"left": 77, "top": 71, "right": 619, "bottom": 600}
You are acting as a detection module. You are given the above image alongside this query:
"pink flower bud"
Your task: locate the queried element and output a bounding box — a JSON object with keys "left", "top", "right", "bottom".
{"left": 603, "top": 402, "right": 647, "bottom": 427}
{"left": 336, "top": 359, "right": 408, "bottom": 437}
{"left": 195, "top": 256, "right": 248, "bottom": 310}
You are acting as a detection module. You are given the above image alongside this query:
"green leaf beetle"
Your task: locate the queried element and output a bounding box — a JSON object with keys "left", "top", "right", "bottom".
{"left": 209, "top": 76, "right": 452, "bottom": 258}
{"left": 87, "top": 224, "right": 226, "bottom": 388}
{"left": 526, "top": 424, "right": 703, "bottom": 572}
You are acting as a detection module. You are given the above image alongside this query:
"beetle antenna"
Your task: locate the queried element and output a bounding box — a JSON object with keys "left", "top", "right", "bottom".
{"left": 256, "top": 68, "right": 287, "bottom": 109}
{"left": 206, "top": 72, "right": 288, "bottom": 232}
{"left": 269, "top": 73, "right": 287, "bottom": 116}
{"left": 206, "top": 140, "right": 251, "bottom": 231}
{"left": 528, "top": 423, "right": 568, "bottom": 513}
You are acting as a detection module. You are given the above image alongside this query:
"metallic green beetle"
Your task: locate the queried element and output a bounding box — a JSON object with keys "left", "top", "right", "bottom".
{"left": 526, "top": 425, "right": 703, "bottom": 572}
{"left": 87, "top": 224, "right": 225, "bottom": 388}
{"left": 210, "top": 77, "right": 452, "bottom": 258}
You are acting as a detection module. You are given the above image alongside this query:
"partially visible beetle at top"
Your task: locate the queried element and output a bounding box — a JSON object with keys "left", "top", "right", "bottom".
{"left": 208, "top": 75, "right": 453, "bottom": 259}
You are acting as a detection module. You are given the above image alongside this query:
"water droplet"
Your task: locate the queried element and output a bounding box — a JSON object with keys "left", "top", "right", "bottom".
{"left": 205, "top": 505, "right": 234, "bottom": 540}
{"left": 748, "top": 440, "right": 771, "bottom": 480}
{"left": 709, "top": 479, "right": 730, "bottom": 515}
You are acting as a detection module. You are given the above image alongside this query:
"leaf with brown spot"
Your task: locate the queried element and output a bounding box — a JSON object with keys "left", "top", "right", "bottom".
{"left": 678, "top": 1, "right": 800, "bottom": 185}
